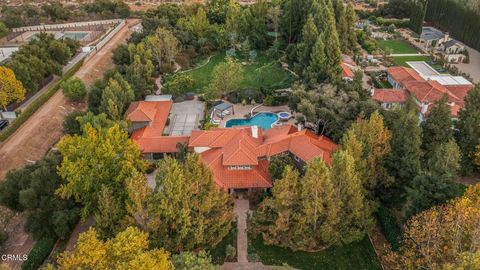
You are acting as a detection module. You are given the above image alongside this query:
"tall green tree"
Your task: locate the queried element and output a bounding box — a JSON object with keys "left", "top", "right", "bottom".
{"left": 407, "top": 140, "right": 462, "bottom": 216}
{"left": 126, "top": 42, "right": 155, "bottom": 99}
{"left": 0, "top": 153, "right": 80, "bottom": 240}
{"left": 341, "top": 111, "right": 392, "bottom": 208}
{"left": 299, "top": 158, "right": 340, "bottom": 249}
{"left": 99, "top": 73, "right": 134, "bottom": 121}
{"left": 280, "top": 0, "right": 313, "bottom": 43}
{"left": 56, "top": 124, "right": 147, "bottom": 220}
{"left": 304, "top": 35, "right": 326, "bottom": 85}
{"left": 309, "top": 0, "right": 342, "bottom": 81}
{"left": 147, "top": 154, "right": 233, "bottom": 252}
{"left": 421, "top": 96, "right": 453, "bottom": 156}
{"left": 332, "top": 149, "right": 374, "bottom": 244}
{"left": 456, "top": 85, "right": 480, "bottom": 174}
{"left": 205, "top": 57, "right": 243, "bottom": 99}
{"left": 145, "top": 27, "right": 179, "bottom": 73}
{"left": 297, "top": 15, "right": 319, "bottom": 73}
{"left": 384, "top": 103, "right": 422, "bottom": 203}
{"left": 345, "top": 3, "right": 358, "bottom": 52}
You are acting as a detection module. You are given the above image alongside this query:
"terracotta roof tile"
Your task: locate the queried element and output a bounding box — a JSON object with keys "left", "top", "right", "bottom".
{"left": 341, "top": 63, "right": 355, "bottom": 78}
{"left": 372, "top": 89, "right": 409, "bottom": 103}
{"left": 388, "top": 67, "right": 424, "bottom": 85}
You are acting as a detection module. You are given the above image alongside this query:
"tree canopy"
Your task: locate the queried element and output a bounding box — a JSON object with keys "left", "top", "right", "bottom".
{"left": 0, "top": 66, "right": 26, "bottom": 109}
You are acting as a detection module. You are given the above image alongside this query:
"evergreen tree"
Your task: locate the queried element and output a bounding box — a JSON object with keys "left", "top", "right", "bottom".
{"left": 332, "top": 0, "right": 349, "bottom": 53}
{"left": 297, "top": 15, "right": 318, "bottom": 68}
{"left": 384, "top": 105, "right": 422, "bottom": 203}
{"left": 312, "top": 0, "right": 342, "bottom": 81}
{"left": 147, "top": 154, "right": 233, "bottom": 252}
{"left": 99, "top": 73, "right": 134, "bottom": 121}
{"left": 304, "top": 35, "right": 326, "bottom": 85}
{"left": 280, "top": 0, "right": 313, "bottom": 43}
{"left": 345, "top": 3, "right": 358, "bottom": 52}
{"left": 421, "top": 96, "right": 453, "bottom": 156}
{"left": 341, "top": 111, "right": 392, "bottom": 209}
{"left": 409, "top": 0, "right": 428, "bottom": 34}
{"left": 407, "top": 140, "right": 462, "bottom": 216}
{"left": 332, "top": 149, "right": 374, "bottom": 244}
{"left": 456, "top": 85, "right": 480, "bottom": 174}
{"left": 299, "top": 158, "right": 339, "bottom": 249}
{"left": 261, "top": 166, "right": 301, "bottom": 247}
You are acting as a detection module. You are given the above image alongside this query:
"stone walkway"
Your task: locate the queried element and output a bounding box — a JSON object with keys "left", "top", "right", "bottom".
{"left": 235, "top": 198, "right": 249, "bottom": 263}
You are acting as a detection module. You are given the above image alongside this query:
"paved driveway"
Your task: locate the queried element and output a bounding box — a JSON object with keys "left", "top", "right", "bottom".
{"left": 169, "top": 99, "right": 205, "bottom": 136}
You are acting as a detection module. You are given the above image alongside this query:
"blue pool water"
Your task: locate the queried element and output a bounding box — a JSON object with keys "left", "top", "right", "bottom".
{"left": 225, "top": 112, "right": 278, "bottom": 130}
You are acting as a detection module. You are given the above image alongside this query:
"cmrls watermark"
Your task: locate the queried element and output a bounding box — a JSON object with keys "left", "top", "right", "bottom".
{"left": 1, "top": 254, "right": 28, "bottom": 262}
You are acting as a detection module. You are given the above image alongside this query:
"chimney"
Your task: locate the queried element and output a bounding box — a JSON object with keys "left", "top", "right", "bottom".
{"left": 251, "top": 125, "right": 259, "bottom": 138}
{"left": 297, "top": 124, "right": 303, "bottom": 132}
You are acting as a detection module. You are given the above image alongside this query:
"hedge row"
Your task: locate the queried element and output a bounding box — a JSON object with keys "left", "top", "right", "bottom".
{"left": 0, "top": 60, "right": 84, "bottom": 142}
{"left": 376, "top": 205, "right": 401, "bottom": 251}
{"left": 21, "top": 237, "right": 57, "bottom": 270}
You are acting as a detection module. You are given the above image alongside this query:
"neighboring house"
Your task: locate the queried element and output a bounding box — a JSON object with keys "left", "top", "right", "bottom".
{"left": 341, "top": 63, "right": 355, "bottom": 81}
{"left": 371, "top": 88, "right": 408, "bottom": 109}
{"left": 376, "top": 65, "right": 473, "bottom": 120}
{"left": 420, "top": 27, "right": 466, "bottom": 63}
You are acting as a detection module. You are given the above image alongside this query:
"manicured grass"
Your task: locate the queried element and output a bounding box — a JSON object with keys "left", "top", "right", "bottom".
{"left": 249, "top": 236, "right": 382, "bottom": 270}
{"left": 208, "top": 222, "right": 237, "bottom": 265}
{"left": 169, "top": 52, "right": 293, "bottom": 92}
{"left": 392, "top": 55, "right": 442, "bottom": 69}
{"left": 378, "top": 39, "right": 418, "bottom": 54}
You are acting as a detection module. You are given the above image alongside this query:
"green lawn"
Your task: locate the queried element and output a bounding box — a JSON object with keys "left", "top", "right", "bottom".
{"left": 392, "top": 55, "right": 442, "bottom": 69}
{"left": 168, "top": 52, "right": 293, "bottom": 93}
{"left": 249, "top": 236, "right": 382, "bottom": 270}
{"left": 378, "top": 39, "right": 418, "bottom": 54}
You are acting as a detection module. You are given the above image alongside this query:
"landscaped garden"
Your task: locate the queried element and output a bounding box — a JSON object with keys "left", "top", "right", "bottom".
{"left": 167, "top": 51, "right": 294, "bottom": 93}
{"left": 248, "top": 235, "right": 382, "bottom": 270}
{"left": 378, "top": 39, "right": 418, "bottom": 54}
{"left": 208, "top": 222, "right": 237, "bottom": 265}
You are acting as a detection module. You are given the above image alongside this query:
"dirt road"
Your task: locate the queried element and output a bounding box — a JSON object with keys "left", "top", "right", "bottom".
{"left": 0, "top": 19, "right": 138, "bottom": 270}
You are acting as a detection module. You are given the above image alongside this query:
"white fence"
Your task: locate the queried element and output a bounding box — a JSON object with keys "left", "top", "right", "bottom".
{"left": 11, "top": 19, "right": 124, "bottom": 33}
{"left": 83, "top": 20, "right": 127, "bottom": 62}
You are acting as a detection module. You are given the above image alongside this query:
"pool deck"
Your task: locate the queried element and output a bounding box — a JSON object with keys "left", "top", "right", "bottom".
{"left": 213, "top": 103, "right": 296, "bottom": 128}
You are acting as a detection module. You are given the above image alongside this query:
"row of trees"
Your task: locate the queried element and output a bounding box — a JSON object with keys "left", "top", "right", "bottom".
{"left": 46, "top": 226, "right": 216, "bottom": 270}
{"left": 5, "top": 33, "right": 79, "bottom": 94}
{"left": 0, "top": 0, "right": 130, "bottom": 28}
{"left": 283, "top": 0, "right": 357, "bottom": 83}
{"left": 252, "top": 111, "right": 393, "bottom": 251}
{"left": 424, "top": 0, "right": 480, "bottom": 51}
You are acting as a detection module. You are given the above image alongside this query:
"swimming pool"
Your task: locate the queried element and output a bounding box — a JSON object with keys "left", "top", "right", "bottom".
{"left": 225, "top": 112, "right": 278, "bottom": 130}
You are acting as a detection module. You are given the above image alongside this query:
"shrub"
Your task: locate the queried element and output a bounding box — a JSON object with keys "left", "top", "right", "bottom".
{"left": 226, "top": 244, "right": 236, "bottom": 261}
{"left": 21, "top": 237, "right": 56, "bottom": 270}
{"left": 268, "top": 153, "right": 297, "bottom": 180}
{"left": 62, "top": 77, "right": 87, "bottom": 102}
{"left": 63, "top": 111, "right": 86, "bottom": 135}
{"left": 263, "top": 95, "right": 274, "bottom": 106}
{"left": 376, "top": 206, "right": 401, "bottom": 251}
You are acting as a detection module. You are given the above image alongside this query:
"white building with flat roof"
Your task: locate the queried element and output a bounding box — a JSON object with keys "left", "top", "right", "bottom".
{"left": 407, "top": 61, "right": 472, "bottom": 87}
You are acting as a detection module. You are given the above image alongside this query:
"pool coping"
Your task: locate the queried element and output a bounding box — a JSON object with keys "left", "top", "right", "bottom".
{"left": 223, "top": 111, "right": 280, "bottom": 129}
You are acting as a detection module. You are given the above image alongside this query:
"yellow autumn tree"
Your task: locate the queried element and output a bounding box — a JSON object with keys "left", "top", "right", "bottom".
{"left": 386, "top": 183, "right": 480, "bottom": 269}
{"left": 0, "top": 66, "right": 25, "bottom": 109}
{"left": 341, "top": 111, "right": 392, "bottom": 209}
{"left": 49, "top": 227, "right": 172, "bottom": 270}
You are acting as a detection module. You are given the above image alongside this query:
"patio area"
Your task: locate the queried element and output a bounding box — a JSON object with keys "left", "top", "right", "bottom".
{"left": 211, "top": 102, "right": 296, "bottom": 128}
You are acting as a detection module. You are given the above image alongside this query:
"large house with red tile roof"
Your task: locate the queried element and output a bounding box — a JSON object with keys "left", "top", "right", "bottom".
{"left": 373, "top": 65, "right": 474, "bottom": 119}
{"left": 126, "top": 99, "right": 338, "bottom": 191}
{"left": 188, "top": 125, "right": 337, "bottom": 191}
